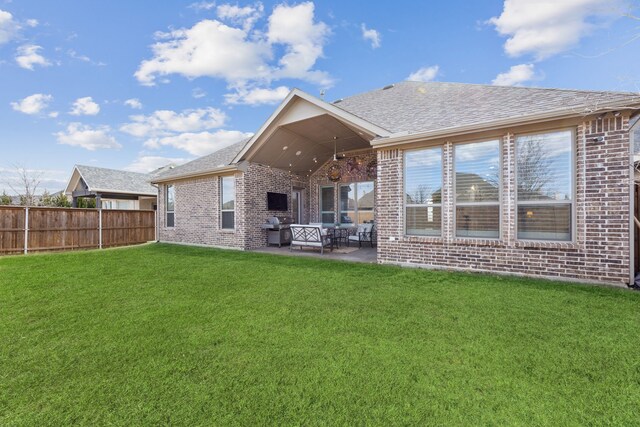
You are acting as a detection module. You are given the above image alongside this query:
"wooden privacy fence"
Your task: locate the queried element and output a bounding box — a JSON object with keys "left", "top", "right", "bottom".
{"left": 0, "top": 206, "right": 156, "bottom": 255}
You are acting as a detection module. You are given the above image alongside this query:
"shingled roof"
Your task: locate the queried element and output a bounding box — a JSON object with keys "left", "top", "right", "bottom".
{"left": 152, "top": 82, "right": 640, "bottom": 181}
{"left": 153, "top": 139, "right": 251, "bottom": 182}
{"left": 333, "top": 81, "right": 640, "bottom": 135}
{"left": 75, "top": 165, "right": 157, "bottom": 195}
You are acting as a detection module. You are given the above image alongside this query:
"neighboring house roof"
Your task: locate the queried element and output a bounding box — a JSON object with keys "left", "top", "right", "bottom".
{"left": 66, "top": 165, "right": 157, "bottom": 196}
{"left": 153, "top": 139, "right": 251, "bottom": 182}
{"left": 334, "top": 81, "right": 640, "bottom": 136}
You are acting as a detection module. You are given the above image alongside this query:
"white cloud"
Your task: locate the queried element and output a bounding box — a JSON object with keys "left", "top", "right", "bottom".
{"left": 135, "top": 2, "right": 332, "bottom": 90}
{"left": 11, "top": 93, "right": 53, "bottom": 115}
{"left": 407, "top": 65, "right": 440, "bottom": 82}
{"left": 143, "top": 129, "right": 252, "bottom": 156}
{"left": 15, "top": 44, "right": 50, "bottom": 70}
{"left": 124, "top": 155, "right": 190, "bottom": 173}
{"left": 120, "top": 107, "right": 227, "bottom": 138}
{"left": 267, "top": 2, "right": 331, "bottom": 85}
{"left": 361, "top": 23, "right": 381, "bottom": 49}
{"left": 189, "top": 1, "right": 217, "bottom": 11}
{"left": 192, "top": 87, "right": 207, "bottom": 99}
{"left": 217, "top": 2, "right": 264, "bottom": 31}
{"left": 70, "top": 96, "right": 100, "bottom": 116}
{"left": 55, "top": 123, "right": 121, "bottom": 151}
{"left": 488, "top": 0, "right": 622, "bottom": 60}
{"left": 135, "top": 19, "right": 271, "bottom": 86}
{"left": 124, "top": 98, "right": 143, "bottom": 109}
{"left": 26, "top": 18, "right": 38, "bottom": 28}
{"left": 492, "top": 63, "right": 538, "bottom": 86}
{"left": 224, "top": 85, "right": 289, "bottom": 105}
{"left": 0, "top": 9, "right": 18, "bottom": 44}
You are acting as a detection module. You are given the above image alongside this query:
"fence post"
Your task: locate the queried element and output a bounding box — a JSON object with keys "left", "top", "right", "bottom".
{"left": 99, "top": 208, "right": 103, "bottom": 249}
{"left": 24, "top": 207, "right": 29, "bottom": 254}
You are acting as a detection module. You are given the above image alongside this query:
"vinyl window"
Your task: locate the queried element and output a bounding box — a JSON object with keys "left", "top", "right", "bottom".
{"left": 339, "top": 181, "right": 374, "bottom": 224}
{"left": 454, "top": 140, "right": 501, "bottom": 238}
{"left": 320, "top": 185, "right": 335, "bottom": 224}
{"left": 516, "top": 130, "right": 573, "bottom": 241}
{"left": 404, "top": 147, "right": 442, "bottom": 236}
{"left": 221, "top": 176, "right": 235, "bottom": 229}
{"left": 165, "top": 185, "right": 175, "bottom": 227}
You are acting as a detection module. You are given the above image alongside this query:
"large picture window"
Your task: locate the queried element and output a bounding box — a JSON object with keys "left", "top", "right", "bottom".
{"left": 405, "top": 147, "right": 442, "bottom": 236}
{"left": 454, "top": 140, "right": 500, "bottom": 238}
{"left": 165, "top": 185, "right": 175, "bottom": 227}
{"left": 221, "top": 176, "right": 235, "bottom": 229}
{"left": 320, "top": 185, "right": 335, "bottom": 224}
{"left": 339, "top": 181, "right": 374, "bottom": 224}
{"left": 516, "top": 130, "right": 573, "bottom": 241}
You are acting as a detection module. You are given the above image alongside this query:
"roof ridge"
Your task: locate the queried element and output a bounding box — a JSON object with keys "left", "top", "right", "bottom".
{"left": 332, "top": 81, "right": 638, "bottom": 104}
{"left": 75, "top": 164, "right": 151, "bottom": 176}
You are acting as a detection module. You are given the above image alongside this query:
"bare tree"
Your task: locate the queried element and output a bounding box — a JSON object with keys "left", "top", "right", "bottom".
{"left": 516, "top": 139, "right": 553, "bottom": 199}
{"left": 7, "top": 164, "right": 43, "bottom": 206}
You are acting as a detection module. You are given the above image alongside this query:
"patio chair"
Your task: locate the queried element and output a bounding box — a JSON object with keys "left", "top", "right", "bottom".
{"left": 347, "top": 223, "right": 374, "bottom": 248}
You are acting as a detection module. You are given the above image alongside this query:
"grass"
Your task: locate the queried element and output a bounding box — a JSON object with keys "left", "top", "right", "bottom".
{"left": 1, "top": 243, "right": 639, "bottom": 426}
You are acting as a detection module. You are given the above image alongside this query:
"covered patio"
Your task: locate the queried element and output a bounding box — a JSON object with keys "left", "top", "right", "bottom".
{"left": 233, "top": 90, "right": 385, "bottom": 255}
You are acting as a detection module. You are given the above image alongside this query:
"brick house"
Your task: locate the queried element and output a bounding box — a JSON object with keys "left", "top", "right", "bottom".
{"left": 152, "top": 82, "right": 640, "bottom": 287}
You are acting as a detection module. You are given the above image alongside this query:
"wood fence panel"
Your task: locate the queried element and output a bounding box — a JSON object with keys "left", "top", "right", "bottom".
{"left": 27, "top": 208, "right": 100, "bottom": 252}
{"left": 0, "top": 206, "right": 155, "bottom": 255}
{"left": 102, "top": 209, "right": 155, "bottom": 248}
{"left": 0, "top": 207, "right": 25, "bottom": 255}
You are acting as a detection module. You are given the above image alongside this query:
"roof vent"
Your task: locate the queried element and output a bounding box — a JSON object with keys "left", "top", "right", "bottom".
{"left": 382, "top": 84, "right": 395, "bottom": 90}
{"left": 333, "top": 98, "right": 343, "bottom": 104}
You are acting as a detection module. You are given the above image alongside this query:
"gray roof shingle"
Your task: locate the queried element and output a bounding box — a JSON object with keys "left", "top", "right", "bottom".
{"left": 334, "top": 81, "right": 640, "bottom": 134}
{"left": 76, "top": 165, "right": 156, "bottom": 195}
{"left": 150, "top": 82, "right": 640, "bottom": 180}
{"left": 153, "top": 139, "right": 251, "bottom": 181}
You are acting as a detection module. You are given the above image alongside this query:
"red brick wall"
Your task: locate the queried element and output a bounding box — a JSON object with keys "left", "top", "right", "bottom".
{"left": 376, "top": 116, "right": 632, "bottom": 286}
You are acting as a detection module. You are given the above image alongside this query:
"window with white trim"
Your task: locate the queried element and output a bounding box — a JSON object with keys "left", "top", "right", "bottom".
{"left": 320, "top": 185, "right": 335, "bottom": 224}
{"left": 516, "top": 130, "right": 573, "bottom": 241}
{"left": 339, "top": 181, "right": 374, "bottom": 224}
{"left": 404, "top": 147, "right": 442, "bottom": 236}
{"left": 454, "top": 140, "right": 500, "bottom": 238}
{"left": 166, "top": 185, "right": 175, "bottom": 227}
{"left": 221, "top": 176, "right": 235, "bottom": 229}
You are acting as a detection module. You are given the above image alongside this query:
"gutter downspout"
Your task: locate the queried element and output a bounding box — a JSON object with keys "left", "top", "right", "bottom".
{"left": 151, "top": 183, "right": 159, "bottom": 243}
{"left": 629, "top": 113, "right": 639, "bottom": 288}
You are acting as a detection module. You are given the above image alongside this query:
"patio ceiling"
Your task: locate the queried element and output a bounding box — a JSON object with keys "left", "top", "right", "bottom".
{"left": 248, "top": 114, "right": 372, "bottom": 174}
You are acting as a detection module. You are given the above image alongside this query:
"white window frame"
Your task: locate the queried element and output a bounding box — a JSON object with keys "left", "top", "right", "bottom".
{"left": 220, "top": 176, "right": 235, "bottom": 230}
{"left": 403, "top": 146, "right": 443, "bottom": 237}
{"left": 515, "top": 128, "right": 576, "bottom": 242}
{"left": 319, "top": 185, "right": 335, "bottom": 225}
{"left": 339, "top": 181, "right": 375, "bottom": 225}
{"left": 165, "top": 184, "right": 175, "bottom": 228}
{"left": 453, "top": 139, "right": 502, "bottom": 239}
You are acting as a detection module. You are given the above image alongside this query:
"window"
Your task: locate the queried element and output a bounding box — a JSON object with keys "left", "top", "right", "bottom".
{"left": 221, "top": 176, "right": 235, "bottom": 229}
{"left": 339, "top": 181, "right": 374, "bottom": 224}
{"left": 405, "top": 147, "right": 442, "bottom": 236}
{"left": 166, "top": 185, "right": 175, "bottom": 227}
{"left": 516, "top": 130, "right": 573, "bottom": 241}
{"left": 454, "top": 140, "right": 500, "bottom": 238}
{"left": 320, "top": 185, "right": 335, "bottom": 224}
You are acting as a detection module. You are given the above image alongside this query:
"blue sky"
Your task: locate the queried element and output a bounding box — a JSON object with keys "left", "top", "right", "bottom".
{"left": 0, "top": 0, "right": 638, "bottom": 194}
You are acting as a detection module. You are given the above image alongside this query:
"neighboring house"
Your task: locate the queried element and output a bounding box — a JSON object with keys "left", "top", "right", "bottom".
{"left": 152, "top": 81, "right": 640, "bottom": 287}
{"left": 64, "top": 165, "right": 159, "bottom": 210}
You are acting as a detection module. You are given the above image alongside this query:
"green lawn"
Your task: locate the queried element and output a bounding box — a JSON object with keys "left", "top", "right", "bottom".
{"left": 1, "top": 244, "right": 639, "bottom": 426}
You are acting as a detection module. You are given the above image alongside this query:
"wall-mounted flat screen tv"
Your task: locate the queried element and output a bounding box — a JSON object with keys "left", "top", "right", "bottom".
{"left": 267, "top": 192, "right": 288, "bottom": 211}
